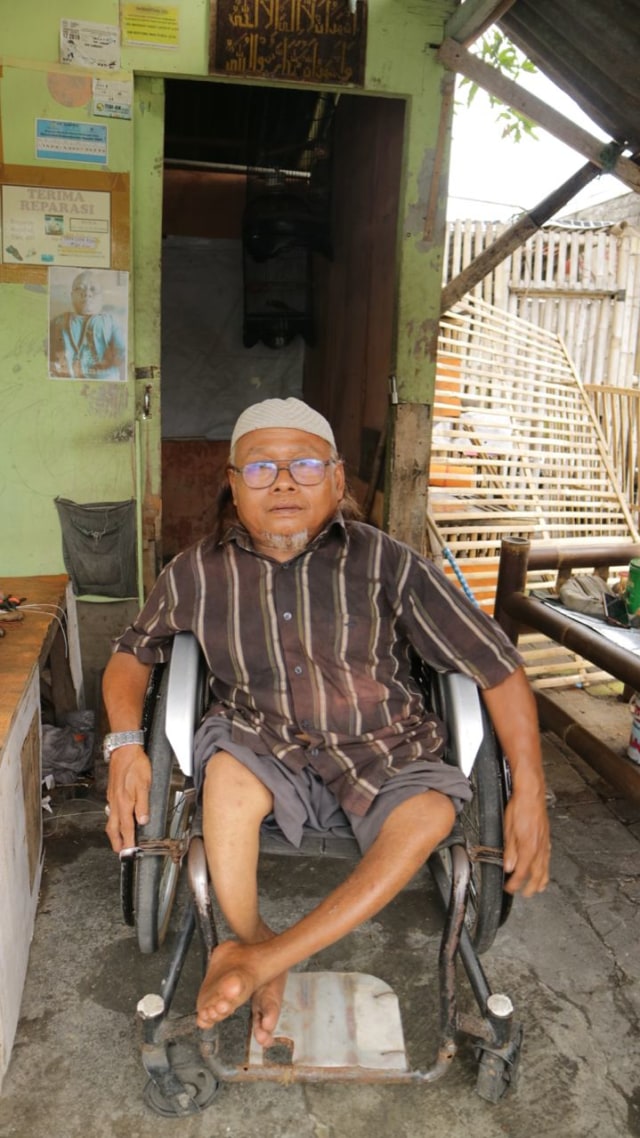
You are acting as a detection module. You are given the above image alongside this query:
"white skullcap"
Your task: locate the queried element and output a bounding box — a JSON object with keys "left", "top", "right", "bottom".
{"left": 230, "top": 397, "right": 336, "bottom": 453}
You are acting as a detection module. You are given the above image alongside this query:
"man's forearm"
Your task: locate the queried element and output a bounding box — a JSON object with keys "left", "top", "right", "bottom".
{"left": 103, "top": 650, "right": 152, "bottom": 732}
{"left": 481, "top": 666, "right": 546, "bottom": 793}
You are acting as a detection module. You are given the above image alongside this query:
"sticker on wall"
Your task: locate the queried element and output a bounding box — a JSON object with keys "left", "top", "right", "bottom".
{"left": 60, "top": 19, "right": 121, "bottom": 70}
{"left": 92, "top": 78, "right": 133, "bottom": 120}
{"left": 121, "top": 4, "right": 179, "bottom": 48}
{"left": 1, "top": 185, "right": 112, "bottom": 268}
{"left": 36, "top": 119, "right": 108, "bottom": 165}
{"left": 47, "top": 72, "right": 93, "bottom": 109}
{"left": 48, "top": 267, "right": 128, "bottom": 382}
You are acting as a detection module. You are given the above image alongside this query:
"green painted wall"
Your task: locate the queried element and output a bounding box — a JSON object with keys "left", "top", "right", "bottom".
{"left": 0, "top": 0, "right": 454, "bottom": 574}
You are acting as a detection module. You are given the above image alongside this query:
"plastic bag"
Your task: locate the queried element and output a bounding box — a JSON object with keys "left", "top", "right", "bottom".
{"left": 558, "top": 574, "right": 613, "bottom": 617}
{"left": 41, "top": 710, "right": 95, "bottom": 785}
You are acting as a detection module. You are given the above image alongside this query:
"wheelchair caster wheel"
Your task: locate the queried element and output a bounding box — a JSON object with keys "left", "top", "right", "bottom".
{"left": 143, "top": 1062, "right": 220, "bottom": 1117}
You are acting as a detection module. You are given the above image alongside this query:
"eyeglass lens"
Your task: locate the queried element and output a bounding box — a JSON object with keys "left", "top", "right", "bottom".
{"left": 240, "top": 459, "right": 330, "bottom": 487}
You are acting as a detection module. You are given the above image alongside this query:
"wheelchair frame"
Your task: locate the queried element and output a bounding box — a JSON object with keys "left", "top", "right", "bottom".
{"left": 120, "top": 633, "right": 522, "bottom": 1116}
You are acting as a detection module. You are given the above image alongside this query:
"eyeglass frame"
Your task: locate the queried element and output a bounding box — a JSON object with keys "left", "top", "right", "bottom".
{"left": 228, "top": 457, "right": 338, "bottom": 489}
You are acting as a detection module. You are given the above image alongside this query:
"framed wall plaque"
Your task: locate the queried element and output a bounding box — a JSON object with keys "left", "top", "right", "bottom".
{"left": 210, "top": 0, "right": 367, "bottom": 85}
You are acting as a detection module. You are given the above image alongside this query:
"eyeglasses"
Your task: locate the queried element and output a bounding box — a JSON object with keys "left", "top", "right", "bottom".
{"left": 230, "top": 458, "right": 336, "bottom": 489}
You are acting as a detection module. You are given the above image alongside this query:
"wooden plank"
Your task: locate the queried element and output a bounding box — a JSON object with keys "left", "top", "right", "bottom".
{"left": 436, "top": 39, "right": 640, "bottom": 194}
{"left": 20, "top": 711, "right": 41, "bottom": 891}
{"left": 387, "top": 402, "right": 433, "bottom": 554}
{"left": 0, "top": 575, "right": 70, "bottom": 758}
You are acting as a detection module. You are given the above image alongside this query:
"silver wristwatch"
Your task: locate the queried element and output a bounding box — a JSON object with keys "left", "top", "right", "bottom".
{"left": 103, "top": 730, "right": 145, "bottom": 763}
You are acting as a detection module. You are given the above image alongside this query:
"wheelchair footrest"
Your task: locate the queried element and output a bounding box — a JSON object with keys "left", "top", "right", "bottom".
{"left": 246, "top": 972, "right": 408, "bottom": 1072}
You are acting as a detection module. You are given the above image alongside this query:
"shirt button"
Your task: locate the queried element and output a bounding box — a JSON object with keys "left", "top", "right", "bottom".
{"left": 294, "top": 665, "right": 303, "bottom": 675}
{"left": 283, "top": 611, "right": 292, "bottom": 621}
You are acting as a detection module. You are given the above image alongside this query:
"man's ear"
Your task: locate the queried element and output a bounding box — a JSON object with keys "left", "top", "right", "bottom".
{"left": 227, "top": 466, "right": 238, "bottom": 506}
{"left": 335, "top": 460, "right": 346, "bottom": 501}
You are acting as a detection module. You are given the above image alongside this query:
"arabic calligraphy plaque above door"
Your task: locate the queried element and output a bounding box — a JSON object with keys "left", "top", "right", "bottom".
{"left": 210, "top": 0, "right": 366, "bottom": 85}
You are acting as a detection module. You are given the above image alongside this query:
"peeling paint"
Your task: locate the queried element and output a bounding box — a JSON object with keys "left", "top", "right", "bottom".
{"left": 411, "top": 316, "right": 439, "bottom": 360}
{"left": 79, "top": 382, "right": 129, "bottom": 418}
{"left": 109, "top": 424, "right": 134, "bottom": 442}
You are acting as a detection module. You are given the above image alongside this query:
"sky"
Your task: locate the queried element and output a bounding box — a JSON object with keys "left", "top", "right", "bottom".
{"left": 446, "top": 64, "right": 628, "bottom": 222}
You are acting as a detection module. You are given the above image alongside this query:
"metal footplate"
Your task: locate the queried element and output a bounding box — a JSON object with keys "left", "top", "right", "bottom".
{"left": 246, "top": 972, "right": 408, "bottom": 1073}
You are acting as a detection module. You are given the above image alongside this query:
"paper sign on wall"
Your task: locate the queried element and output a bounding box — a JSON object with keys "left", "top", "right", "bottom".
{"left": 60, "top": 19, "right": 121, "bottom": 70}
{"left": 121, "top": 4, "right": 179, "bottom": 48}
{"left": 1, "top": 185, "right": 111, "bottom": 268}
{"left": 92, "top": 78, "right": 133, "bottom": 120}
{"left": 48, "top": 266, "right": 128, "bottom": 382}
{"left": 36, "top": 119, "right": 108, "bottom": 165}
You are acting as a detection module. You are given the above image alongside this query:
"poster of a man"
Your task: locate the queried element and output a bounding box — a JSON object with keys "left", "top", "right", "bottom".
{"left": 48, "top": 267, "right": 128, "bottom": 381}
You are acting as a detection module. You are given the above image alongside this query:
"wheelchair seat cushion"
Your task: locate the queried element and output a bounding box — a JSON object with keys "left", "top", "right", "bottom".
{"left": 193, "top": 715, "right": 472, "bottom": 853}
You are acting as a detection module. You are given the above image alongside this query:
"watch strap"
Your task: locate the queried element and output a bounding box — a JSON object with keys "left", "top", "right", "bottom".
{"left": 103, "top": 730, "right": 145, "bottom": 762}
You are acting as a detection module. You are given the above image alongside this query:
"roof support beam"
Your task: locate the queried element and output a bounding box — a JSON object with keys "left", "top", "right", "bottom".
{"left": 440, "top": 162, "right": 601, "bottom": 314}
{"left": 443, "top": 0, "right": 517, "bottom": 48}
{"left": 437, "top": 37, "right": 640, "bottom": 194}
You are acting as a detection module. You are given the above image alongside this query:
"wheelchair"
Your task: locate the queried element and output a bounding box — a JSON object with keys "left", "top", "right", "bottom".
{"left": 119, "top": 633, "right": 522, "bottom": 1117}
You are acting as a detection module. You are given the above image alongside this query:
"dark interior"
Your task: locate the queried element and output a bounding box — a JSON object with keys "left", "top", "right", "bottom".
{"left": 161, "top": 79, "right": 405, "bottom": 558}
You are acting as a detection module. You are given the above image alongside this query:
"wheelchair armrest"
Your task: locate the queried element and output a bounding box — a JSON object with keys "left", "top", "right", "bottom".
{"left": 434, "top": 671, "right": 487, "bottom": 778}
{"left": 164, "top": 632, "right": 208, "bottom": 776}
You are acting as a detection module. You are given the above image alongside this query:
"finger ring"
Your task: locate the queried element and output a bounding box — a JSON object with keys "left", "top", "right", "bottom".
{"left": 104, "top": 804, "right": 111, "bottom": 818}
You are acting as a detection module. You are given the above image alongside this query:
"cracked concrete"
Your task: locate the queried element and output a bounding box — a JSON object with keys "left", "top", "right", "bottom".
{"left": 1, "top": 687, "right": 639, "bottom": 1138}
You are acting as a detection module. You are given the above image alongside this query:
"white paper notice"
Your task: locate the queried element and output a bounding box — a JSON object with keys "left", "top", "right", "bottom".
{"left": 92, "top": 78, "right": 133, "bottom": 120}
{"left": 60, "top": 19, "right": 121, "bottom": 70}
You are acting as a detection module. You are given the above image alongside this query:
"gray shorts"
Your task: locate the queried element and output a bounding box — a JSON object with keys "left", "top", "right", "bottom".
{"left": 193, "top": 716, "right": 472, "bottom": 854}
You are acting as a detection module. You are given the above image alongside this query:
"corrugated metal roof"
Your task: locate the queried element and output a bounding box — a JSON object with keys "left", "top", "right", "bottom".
{"left": 499, "top": 0, "right": 640, "bottom": 156}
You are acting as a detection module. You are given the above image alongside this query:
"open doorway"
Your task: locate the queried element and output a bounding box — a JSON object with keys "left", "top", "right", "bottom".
{"left": 160, "top": 79, "right": 405, "bottom": 560}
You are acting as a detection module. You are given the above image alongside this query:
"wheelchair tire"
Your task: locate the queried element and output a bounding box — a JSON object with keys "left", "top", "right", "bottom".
{"left": 135, "top": 668, "right": 194, "bottom": 954}
{"left": 459, "top": 708, "right": 508, "bottom": 955}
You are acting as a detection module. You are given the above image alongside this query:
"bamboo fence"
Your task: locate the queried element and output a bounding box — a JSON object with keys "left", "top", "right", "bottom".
{"left": 444, "top": 219, "right": 640, "bottom": 390}
{"left": 428, "top": 295, "right": 640, "bottom": 689}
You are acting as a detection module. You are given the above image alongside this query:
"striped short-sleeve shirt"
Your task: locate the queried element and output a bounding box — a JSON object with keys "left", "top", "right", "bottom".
{"left": 115, "top": 516, "right": 522, "bottom": 815}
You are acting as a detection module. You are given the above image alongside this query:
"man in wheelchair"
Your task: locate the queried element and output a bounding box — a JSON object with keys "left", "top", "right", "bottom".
{"left": 104, "top": 398, "right": 550, "bottom": 1052}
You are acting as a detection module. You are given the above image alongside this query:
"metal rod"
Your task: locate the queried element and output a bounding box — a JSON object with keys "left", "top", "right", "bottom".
{"left": 164, "top": 157, "right": 311, "bottom": 181}
{"left": 429, "top": 853, "right": 492, "bottom": 1012}
{"left": 187, "top": 835, "right": 219, "bottom": 960}
{"left": 160, "top": 902, "right": 197, "bottom": 1012}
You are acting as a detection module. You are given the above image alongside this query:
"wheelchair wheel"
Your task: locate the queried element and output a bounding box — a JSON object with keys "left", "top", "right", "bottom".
{"left": 135, "top": 668, "right": 194, "bottom": 954}
{"left": 459, "top": 709, "right": 510, "bottom": 955}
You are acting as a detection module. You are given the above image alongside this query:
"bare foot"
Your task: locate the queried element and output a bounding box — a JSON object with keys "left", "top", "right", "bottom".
{"left": 251, "top": 970, "right": 288, "bottom": 1047}
{"left": 196, "top": 940, "right": 287, "bottom": 1045}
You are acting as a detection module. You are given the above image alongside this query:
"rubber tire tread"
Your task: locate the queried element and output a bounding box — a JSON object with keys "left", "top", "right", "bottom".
{"left": 134, "top": 668, "right": 179, "bottom": 954}
{"left": 461, "top": 706, "right": 506, "bottom": 954}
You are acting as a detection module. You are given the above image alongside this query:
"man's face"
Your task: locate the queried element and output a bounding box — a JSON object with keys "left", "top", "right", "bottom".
{"left": 71, "top": 273, "right": 103, "bottom": 315}
{"left": 228, "top": 427, "right": 345, "bottom": 560}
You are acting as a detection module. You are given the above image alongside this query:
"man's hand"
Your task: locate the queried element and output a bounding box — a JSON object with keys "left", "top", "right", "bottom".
{"left": 502, "top": 786, "right": 550, "bottom": 897}
{"left": 481, "top": 667, "right": 551, "bottom": 897}
{"left": 105, "top": 744, "right": 152, "bottom": 852}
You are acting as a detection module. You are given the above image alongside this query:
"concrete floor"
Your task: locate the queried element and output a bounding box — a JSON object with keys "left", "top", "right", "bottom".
{"left": 1, "top": 687, "right": 640, "bottom": 1138}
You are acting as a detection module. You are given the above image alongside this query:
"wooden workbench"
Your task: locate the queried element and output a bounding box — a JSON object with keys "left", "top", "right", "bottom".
{"left": 0, "top": 574, "right": 81, "bottom": 1090}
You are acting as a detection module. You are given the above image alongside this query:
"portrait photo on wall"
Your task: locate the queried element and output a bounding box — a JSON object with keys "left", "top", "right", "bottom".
{"left": 48, "top": 266, "right": 128, "bottom": 381}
